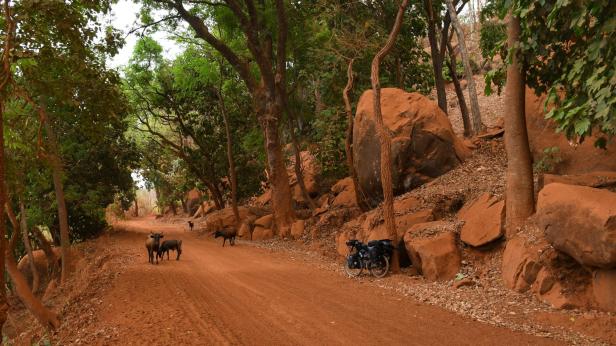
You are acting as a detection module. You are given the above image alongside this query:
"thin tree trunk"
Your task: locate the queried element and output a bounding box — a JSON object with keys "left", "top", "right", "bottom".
{"left": 0, "top": 102, "right": 8, "bottom": 337}
{"left": 0, "top": 0, "right": 14, "bottom": 335}
{"left": 446, "top": 0, "right": 484, "bottom": 135}
{"left": 446, "top": 41, "right": 472, "bottom": 137}
{"left": 217, "top": 89, "right": 241, "bottom": 226}
{"left": 504, "top": 13, "right": 534, "bottom": 236}
{"left": 342, "top": 59, "right": 369, "bottom": 212}
{"left": 371, "top": 0, "right": 409, "bottom": 274}
{"left": 425, "top": 0, "right": 447, "bottom": 113}
{"left": 19, "top": 200, "right": 40, "bottom": 293}
{"left": 134, "top": 196, "right": 139, "bottom": 217}
{"left": 288, "top": 118, "right": 317, "bottom": 211}
{"left": 43, "top": 116, "right": 71, "bottom": 285}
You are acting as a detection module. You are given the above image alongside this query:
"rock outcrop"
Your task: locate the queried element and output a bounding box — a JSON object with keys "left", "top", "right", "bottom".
{"left": 353, "top": 88, "right": 471, "bottom": 205}
{"left": 537, "top": 183, "right": 616, "bottom": 268}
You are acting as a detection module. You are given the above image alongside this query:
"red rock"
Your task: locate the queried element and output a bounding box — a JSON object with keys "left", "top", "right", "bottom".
{"left": 185, "top": 188, "right": 203, "bottom": 215}
{"left": 539, "top": 282, "right": 595, "bottom": 310}
{"left": 458, "top": 193, "right": 504, "bottom": 247}
{"left": 353, "top": 88, "right": 471, "bottom": 204}
{"left": 395, "top": 209, "right": 435, "bottom": 239}
{"left": 394, "top": 196, "right": 420, "bottom": 212}
{"left": 331, "top": 177, "right": 357, "bottom": 208}
{"left": 593, "top": 269, "right": 616, "bottom": 313}
{"left": 537, "top": 183, "right": 616, "bottom": 268}
{"left": 254, "top": 214, "right": 274, "bottom": 229}
{"left": 453, "top": 278, "right": 475, "bottom": 289}
{"left": 501, "top": 237, "right": 542, "bottom": 292}
{"left": 291, "top": 220, "right": 305, "bottom": 240}
{"left": 256, "top": 189, "right": 272, "bottom": 206}
{"left": 238, "top": 223, "right": 252, "bottom": 239}
{"left": 336, "top": 231, "right": 353, "bottom": 257}
{"left": 252, "top": 227, "right": 274, "bottom": 241}
{"left": 525, "top": 87, "right": 616, "bottom": 174}
{"left": 204, "top": 207, "right": 251, "bottom": 233}
{"left": 404, "top": 230, "right": 461, "bottom": 281}
{"left": 287, "top": 150, "right": 321, "bottom": 197}
{"left": 541, "top": 171, "right": 616, "bottom": 189}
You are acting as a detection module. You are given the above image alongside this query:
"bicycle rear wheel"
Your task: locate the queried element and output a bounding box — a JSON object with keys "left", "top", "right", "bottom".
{"left": 369, "top": 255, "right": 390, "bottom": 278}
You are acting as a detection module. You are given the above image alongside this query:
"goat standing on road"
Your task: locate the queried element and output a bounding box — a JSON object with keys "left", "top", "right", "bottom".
{"left": 214, "top": 229, "right": 237, "bottom": 247}
{"left": 146, "top": 232, "right": 164, "bottom": 264}
{"left": 188, "top": 221, "right": 194, "bottom": 232}
{"left": 158, "top": 239, "right": 183, "bottom": 260}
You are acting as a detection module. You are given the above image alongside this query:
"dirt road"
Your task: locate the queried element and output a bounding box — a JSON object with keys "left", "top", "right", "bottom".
{"left": 98, "top": 219, "right": 558, "bottom": 345}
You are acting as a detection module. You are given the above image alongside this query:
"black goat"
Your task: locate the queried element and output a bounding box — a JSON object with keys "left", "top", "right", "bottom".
{"left": 214, "top": 229, "right": 237, "bottom": 247}
{"left": 158, "top": 239, "right": 183, "bottom": 261}
{"left": 188, "top": 221, "right": 194, "bottom": 232}
{"left": 145, "top": 232, "right": 164, "bottom": 264}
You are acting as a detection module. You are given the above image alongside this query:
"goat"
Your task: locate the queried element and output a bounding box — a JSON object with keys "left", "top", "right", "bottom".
{"left": 145, "top": 232, "right": 164, "bottom": 264}
{"left": 158, "top": 240, "right": 183, "bottom": 261}
{"left": 188, "top": 221, "right": 194, "bottom": 232}
{"left": 214, "top": 229, "right": 237, "bottom": 247}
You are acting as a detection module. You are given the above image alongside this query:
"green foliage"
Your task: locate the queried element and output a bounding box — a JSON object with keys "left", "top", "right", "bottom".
{"left": 516, "top": 0, "right": 616, "bottom": 145}
{"left": 311, "top": 108, "right": 348, "bottom": 181}
{"left": 479, "top": 21, "right": 507, "bottom": 60}
{"left": 533, "top": 146, "right": 563, "bottom": 174}
{"left": 1, "top": 1, "right": 138, "bottom": 243}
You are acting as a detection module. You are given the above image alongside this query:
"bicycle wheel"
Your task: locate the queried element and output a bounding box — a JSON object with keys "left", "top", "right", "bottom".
{"left": 344, "top": 258, "right": 363, "bottom": 277}
{"left": 369, "top": 255, "right": 390, "bottom": 278}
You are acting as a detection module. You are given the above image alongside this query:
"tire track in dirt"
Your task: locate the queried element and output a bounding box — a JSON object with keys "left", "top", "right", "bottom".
{"left": 92, "top": 219, "right": 560, "bottom": 345}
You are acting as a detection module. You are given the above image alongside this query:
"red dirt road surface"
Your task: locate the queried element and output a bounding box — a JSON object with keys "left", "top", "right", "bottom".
{"left": 100, "top": 219, "right": 558, "bottom": 345}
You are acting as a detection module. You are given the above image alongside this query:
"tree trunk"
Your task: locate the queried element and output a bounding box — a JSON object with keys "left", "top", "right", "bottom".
{"left": 370, "top": 0, "right": 409, "bottom": 274}
{"left": 288, "top": 119, "right": 317, "bottom": 211}
{"left": 134, "top": 196, "right": 139, "bottom": 217}
{"left": 19, "top": 200, "right": 40, "bottom": 293}
{"left": 446, "top": 41, "right": 472, "bottom": 137}
{"left": 446, "top": 0, "right": 484, "bottom": 135}
{"left": 217, "top": 89, "right": 241, "bottom": 226}
{"left": 43, "top": 117, "right": 71, "bottom": 285}
{"left": 425, "top": 0, "right": 448, "bottom": 113}
{"left": 263, "top": 105, "right": 295, "bottom": 236}
{"left": 5, "top": 250, "right": 60, "bottom": 329}
{"left": 504, "top": 13, "right": 534, "bottom": 236}
{"left": 342, "top": 59, "right": 369, "bottom": 212}
{"left": 0, "top": 103, "right": 8, "bottom": 335}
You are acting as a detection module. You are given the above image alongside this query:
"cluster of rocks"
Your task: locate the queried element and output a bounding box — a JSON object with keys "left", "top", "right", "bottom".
{"left": 504, "top": 181, "right": 616, "bottom": 313}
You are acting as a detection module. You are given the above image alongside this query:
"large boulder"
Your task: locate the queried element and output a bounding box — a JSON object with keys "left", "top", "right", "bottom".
{"left": 185, "top": 189, "right": 203, "bottom": 215}
{"left": 403, "top": 222, "right": 461, "bottom": 281}
{"left": 204, "top": 207, "right": 252, "bottom": 233}
{"left": 537, "top": 183, "right": 616, "bottom": 268}
{"left": 525, "top": 87, "right": 616, "bottom": 174}
{"left": 353, "top": 88, "right": 471, "bottom": 205}
{"left": 458, "top": 193, "right": 504, "bottom": 247}
{"left": 287, "top": 151, "right": 321, "bottom": 197}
